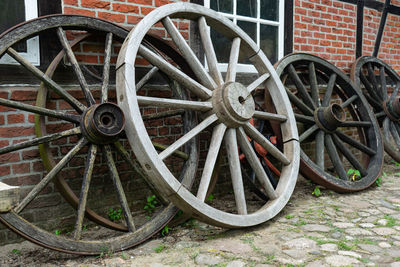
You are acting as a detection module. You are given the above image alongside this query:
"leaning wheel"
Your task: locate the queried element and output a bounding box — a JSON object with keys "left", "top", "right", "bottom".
{"left": 275, "top": 53, "right": 383, "bottom": 192}
{"left": 0, "top": 15, "right": 198, "bottom": 254}
{"left": 117, "top": 3, "right": 300, "bottom": 228}
{"left": 351, "top": 56, "right": 400, "bottom": 163}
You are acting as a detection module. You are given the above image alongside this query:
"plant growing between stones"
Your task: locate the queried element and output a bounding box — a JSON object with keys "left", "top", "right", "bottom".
{"left": 154, "top": 244, "right": 167, "bottom": 253}
{"left": 144, "top": 195, "right": 158, "bottom": 214}
{"left": 161, "top": 225, "right": 170, "bottom": 236}
{"left": 376, "top": 176, "right": 382, "bottom": 187}
{"left": 108, "top": 208, "right": 122, "bottom": 222}
{"left": 312, "top": 186, "right": 321, "bottom": 197}
{"left": 11, "top": 249, "right": 21, "bottom": 255}
{"left": 347, "top": 168, "right": 361, "bottom": 181}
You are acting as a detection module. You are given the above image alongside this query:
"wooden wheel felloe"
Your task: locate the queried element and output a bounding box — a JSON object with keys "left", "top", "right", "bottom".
{"left": 351, "top": 56, "right": 400, "bottom": 163}
{"left": 275, "top": 53, "right": 383, "bottom": 192}
{"left": 0, "top": 15, "right": 198, "bottom": 255}
{"left": 117, "top": 3, "right": 300, "bottom": 228}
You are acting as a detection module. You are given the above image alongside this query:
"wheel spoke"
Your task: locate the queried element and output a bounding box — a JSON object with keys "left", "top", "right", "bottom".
{"left": 331, "top": 134, "right": 367, "bottom": 176}
{"left": 308, "top": 62, "right": 320, "bottom": 107}
{"left": 321, "top": 73, "right": 337, "bottom": 107}
{"left": 340, "top": 121, "right": 372, "bottom": 127}
{"left": 390, "top": 82, "right": 400, "bottom": 102}
{"left": 375, "top": 111, "right": 386, "bottom": 118}
{"left": 335, "top": 131, "right": 376, "bottom": 156}
{"left": 138, "top": 44, "right": 212, "bottom": 99}
{"left": 137, "top": 96, "right": 212, "bottom": 112}
{"left": 0, "top": 97, "right": 80, "bottom": 123}
{"left": 380, "top": 66, "right": 388, "bottom": 100}
{"left": 340, "top": 95, "right": 358, "bottom": 108}
{"left": 101, "top": 32, "right": 113, "bottom": 103}
{"left": 159, "top": 114, "right": 218, "bottom": 160}
{"left": 389, "top": 121, "right": 400, "bottom": 147}
{"left": 243, "top": 122, "right": 290, "bottom": 165}
{"left": 198, "top": 16, "right": 223, "bottom": 86}
{"left": 315, "top": 130, "right": 325, "bottom": 170}
{"left": 225, "top": 37, "right": 241, "bottom": 83}
{"left": 247, "top": 73, "right": 270, "bottom": 93}
{"left": 253, "top": 110, "right": 287, "bottom": 122}
{"left": 288, "top": 64, "right": 316, "bottom": 109}
{"left": 285, "top": 88, "right": 314, "bottom": 116}
{"left": 299, "top": 124, "right": 319, "bottom": 142}
{"left": 162, "top": 16, "right": 217, "bottom": 90}
{"left": 237, "top": 127, "right": 277, "bottom": 199}
{"left": 225, "top": 128, "right": 247, "bottom": 215}
{"left": 367, "top": 63, "right": 382, "bottom": 100}
{"left": 383, "top": 117, "right": 391, "bottom": 142}
{"left": 136, "top": 66, "right": 159, "bottom": 91}
{"left": 364, "top": 92, "right": 383, "bottom": 110}
{"left": 325, "top": 134, "right": 347, "bottom": 180}
{"left": 6, "top": 47, "right": 85, "bottom": 113}
{"left": 197, "top": 123, "right": 227, "bottom": 202}
{"left": 295, "top": 113, "right": 315, "bottom": 124}
{"left": 143, "top": 109, "right": 184, "bottom": 121}
{"left": 74, "top": 144, "right": 97, "bottom": 240}
{"left": 103, "top": 145, "right": 136, "bottom": 232}
{"left": 56, "top": 27, "right": 96, "bottom": 106}
{"left": 14, "top": 138, "right": 87, "bottom": 214}
{"left": 361, "top": 71, "right": 381, "bottom": 102}
{"left": 0, "top": 127, "right": 81, "bottom": 155}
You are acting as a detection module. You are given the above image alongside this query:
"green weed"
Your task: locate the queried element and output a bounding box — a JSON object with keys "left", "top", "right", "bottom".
{"left": 376, "top": 176, "right": 382, "bottom": 187}
{"left": 161, "top": 225, "right": 170, "bottom": 236}
{"left": 108, "top": 208, "right": 122, "bottom": 222}
{"left": 11, "top": 249, "right": 21, "bottom": 255}
{"left": 154, "top": 244, "right": 167, "bottom": 253}
{"left": 144, "top": 195, "right": 158, "bottom": 214}
{"left": 347, "top": 168, "right": 361, "bottom": 181}
{"left": 312, "top": 186, "right": 321, "bottom": 197}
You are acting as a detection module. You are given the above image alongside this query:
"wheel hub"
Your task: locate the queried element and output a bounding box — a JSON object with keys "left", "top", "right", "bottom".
{"left": 314, "top": 103, "right": 345, "bottom": 132}
{"left": 383, "top": 97, "right": 400, "bottom": 121}
{"left": 212, "top": 82, "right": 255, "bottom": 127}
{"left": 81, "top": 103, "right": 125, "bottom": 144}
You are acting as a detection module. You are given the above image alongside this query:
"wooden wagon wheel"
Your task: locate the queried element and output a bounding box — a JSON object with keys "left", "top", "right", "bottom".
{"left": 0, "top": 15, "right": 198, "bottom": 255}
{"left": 116, "top": 3, "right": 300, "bottom": 228}
{"left": 274, "top": 53, "right": 383, "bottom": 192}
{"left": 351, "top": 56, "right": 400, "bottom": 163}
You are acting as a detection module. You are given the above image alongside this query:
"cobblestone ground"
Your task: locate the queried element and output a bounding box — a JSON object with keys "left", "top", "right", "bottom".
{"left": 1, "top": 157, "right": 400, "bottom": 266}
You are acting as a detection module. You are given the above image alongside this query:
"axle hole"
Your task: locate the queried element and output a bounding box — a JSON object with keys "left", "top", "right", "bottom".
{"left": 101, "top": 112, "right": 114, "bottom": 127}
{"left": 331, "top": 104, "right": 345, "bottom": 121}
{"left": 238, "top": 96, "right": 245, "bottom": 104}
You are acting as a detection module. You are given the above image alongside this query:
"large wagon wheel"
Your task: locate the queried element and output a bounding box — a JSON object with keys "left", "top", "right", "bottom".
{"left": 351, "top": 56, "right": 400, "bottom": 163}
{"left": 274, "top": 53, "right": 383, "bottom": 192}
{"left": 116, "top": 3, "right": 300, "bottom": 228}
{"left": 0, "top": 15, "right": 198, "bottom": 254}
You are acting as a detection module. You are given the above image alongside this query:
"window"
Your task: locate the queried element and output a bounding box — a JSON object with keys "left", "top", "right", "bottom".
{"left": 0, "top": 0, "right": 39, "bottom": 65}
{"left": 204, "top": 0, "right": 284, "bottom": 72}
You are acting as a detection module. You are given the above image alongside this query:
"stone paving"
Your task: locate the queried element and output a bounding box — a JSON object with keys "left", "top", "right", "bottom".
{"left": 1, "top": 159, "right": 400, "bottom": 266}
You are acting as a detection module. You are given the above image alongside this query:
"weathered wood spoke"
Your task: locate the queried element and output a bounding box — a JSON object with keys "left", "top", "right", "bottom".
{"left": 198, "top": 16, "right": 223, "bottom": 86}
{"left": 331, "top": 134, "right": 367, "bottom": 177}
{"left": 14, "top": 138, "right": 88, "bottom": 214}
{"left": 380, "top": 66, "right": 388, "bottom": 100}
{"left": 390, "top": 121, "right": 400, "bottom": 148}
{"left": 288, "top": 64, "right": 316, "bottom": 110}
{"left": 197, "top": 123, "right": 227, "bottom": 202}
{"left": 367, "top": 63, "right": 382, "bottom": 100}
{"left": 0, "top": 97, "right": 80, "bottom": 123}
{"left": 321, "top": 73, "right": 337, "bottom": 107}
{"left": 103, "top": 145, "right": 136, "bottom": 232}
{"left": 159, "top": 114, "right": 218, "bottom": 160}
{"left": 299, "top": 124, "right": 319, "bottom": 142}
{"left": 237, "top": 127, "right": 278, "bottom": 200}
{"left": 6, "top": 47, "right": 85, "bottom": 113}
{"left": 361, "top": 71, "right": 381, "bottom": 102}
{"left": 101, "top": 32, "right": 113, "bottom": 103}
{"left": 137, "top": 95, "right": 212, "bottom": 112}
{"left": 57, "top": 27, "right": 96, "bottom": 106}
{"left": 295, "top": 113, "right": 315, "bottom": 124}
{"left": 315, "top": 130, "right": 325, "bottom": 170}
{"left": 340, "top": 121, "right": 372, "bottom": 127}
{"left": 247, "top": 73, "right": 270, "bottom": 93}
{"left": 308, "top": 62, "right": 320, "bottom": 107}
{"left": 74, "top": 144, "right": 97, "bottom": 240}
{"left": 0, "top": 127, "right": 81, "bottom": 155}
{"left": 225, "top": 37, "right": 241, "bottom": 83}
{"left": 136, "top": 66, "right": 159, "bottom": 91}
{"left": 142, "top": 109, "right": 185, "bottom": 121}
{"left": 325, "top": 134, "right": 347, "bottom": 180}
{"left": 225, "top": 128, "right": 247, "bottom": 214}
{"left": 341, "top": 95, "right": 358, "bottom": 108}
{"left": 138, "top": 44, "right": 212, "bottom": 99}
{"left": 285, "top": 88, "right": 314, "bottom": 116}
{"left": 243, "top": 122, "right": 290, "bottom": 165}
{"left": 162, "top": 16, "right": 216, "bottom": 90}
{"left": 375, "top": 111, "right": 386, "bottom": 118}
{"left": 253, "top": 110, "right": 287, "bottom": 122}
{"left": 334, "top": 131, "right": 376, "bottom": 156}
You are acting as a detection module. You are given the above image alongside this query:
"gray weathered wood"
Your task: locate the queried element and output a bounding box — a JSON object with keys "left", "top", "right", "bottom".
{"left": 225, "top": 37, "right": 241, "bottom": 83}
{"left": 247, "top": 73, "right": 270, "bottom": 93}
{"left": 321, "top": 73, "right": 337, "bottom": 107}
{"left": 137, "top": 96, "right": 212, "bottom": 111}
{"left": 253, "top": 110, "right": 287, "bottom": 122}
{"left": 101, "top": 32, "right": 113, "bottom": 103}
{"left": 0, "top": 182, "right": 19, "bottom": 212}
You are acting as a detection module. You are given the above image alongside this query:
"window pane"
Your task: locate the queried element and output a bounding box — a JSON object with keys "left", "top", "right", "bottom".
{"left": 237, "top": 0, "right": 257, "bottom": 18}
{"left": 0, "top": 0, "right": 27, "bottom": 52}
{"left": 237, "top": 20, "right": 256, "bottom": 64}
{"left": 211, "top": 28, "right": 231, "bottom": 63}
{"left": 260, "top": 0, "right": 279, "bottom": 21}
{"left": 211, "top": 0, "right": 233, "bottom": 14}
{"left": 260, "top": 24, "right": 278, "bottom": 63}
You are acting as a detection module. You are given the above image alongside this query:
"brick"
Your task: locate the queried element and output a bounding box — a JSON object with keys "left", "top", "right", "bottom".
{"left": 127, "top": 0, "right": 153, "bottom": 4}
{"left": 141, "top": 7, "right": 155, "bottom": 15}
{"left": 10, "top": 90, "right": 36, "bottom": 101}
{"left": 155, "top": 0, "right": 172, "bottom": 7}
{"left": 64, "top": 0, "right": 78, "bottom": 5}
{"left": 7, "top": 114, "right": 25, "bottom": 124}
{"left": 0, "top": 126, "right": 34, "bottom": 138}
{"left": 63, "top": 7, "right": 96, "bottom": 17}
{"left": 112, "top": 3, "right": 139, "bottom": 13}
{"left": 0, "top": 115, "right": 4, "bottom": 125}
{"left": 98, "top": 12, "right": 125, "bottom": 23}
{"left": 12, "top": 163, "right": 30, "bottom": 174}
{"left": 81, "top": 0, "right": 110, "bottom": 9}
{"left": 0, "top": 165, "right": 10, "bottom": 176}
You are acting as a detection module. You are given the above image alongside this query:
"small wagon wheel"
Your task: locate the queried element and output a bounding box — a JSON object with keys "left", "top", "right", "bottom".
{"left": 273, "top": 53, "right": 383, "bottom": 192}
{"left": 0, "top": 15, "right": 198, "bottom": 254}
{"left": 351, "top": 56, "right": 400, "bottom": 163}
{"left": 116, "top": 3, "right": 300, "bottom": 228}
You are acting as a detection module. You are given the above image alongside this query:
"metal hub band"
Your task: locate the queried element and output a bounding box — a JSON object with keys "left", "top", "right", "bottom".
{"left": 81, "top": 102, "right": 125, "bottom": 144}
{"left": 383, "top": 97, "right": 400, "bottom": 122}
{"left": 314, "top": 103, "right": 345, "bottom": 132}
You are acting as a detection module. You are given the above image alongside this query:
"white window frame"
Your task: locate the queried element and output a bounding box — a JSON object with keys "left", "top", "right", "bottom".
{"left": 204, "top": 0, "right": 284, "bottom": 73}
{"left": 0, "top": 0, "right": 40, "bottom": 65}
